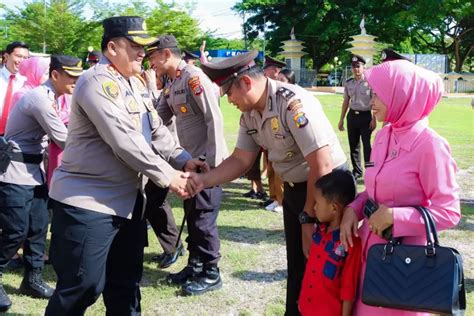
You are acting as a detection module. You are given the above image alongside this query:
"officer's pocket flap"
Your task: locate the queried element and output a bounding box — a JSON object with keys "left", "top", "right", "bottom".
{"left": 0, "top": 197, "right": 25, "bottom": 208}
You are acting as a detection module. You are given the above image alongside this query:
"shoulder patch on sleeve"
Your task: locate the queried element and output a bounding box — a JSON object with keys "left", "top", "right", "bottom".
{"left": 276, "top": 87, "right": 295, "bottom": 100}
{"left": 287, "top": 99, "right": 303, "bottom": 115}
{"left": 102, "top": 81, "right": 120, "bottom": 100}
{"left": 188, "top": 76, "right": 203, "bottom": 96}
{"left": 293, "top": 112, "right": 308, "bottom": 128}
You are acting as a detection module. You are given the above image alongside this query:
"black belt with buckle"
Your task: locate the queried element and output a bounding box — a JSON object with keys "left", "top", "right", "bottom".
{"left": 350, "top": 109, "right": 370, "bottom": 115}
{"left": 11, "top": 152, "right": 43, "bottom": 164}
{"left": 284, "top": 181, "right": 307, "bottom": 191}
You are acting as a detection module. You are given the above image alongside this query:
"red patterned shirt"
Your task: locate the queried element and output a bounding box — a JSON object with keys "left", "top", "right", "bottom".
{"left": 299, "top": 225, "right": 362, "bottom": 316}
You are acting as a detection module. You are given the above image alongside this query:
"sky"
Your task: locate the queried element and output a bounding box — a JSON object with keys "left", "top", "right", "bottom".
{"left": 2, "top": 0, "right": 243, "bottom": 39}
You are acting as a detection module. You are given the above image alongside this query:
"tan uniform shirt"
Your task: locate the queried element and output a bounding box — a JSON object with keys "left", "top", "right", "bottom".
{"left": 50, "top": 57, "right": 191, "bottom": 219}
{"left": 343, "top": 77, "right": 372, "bottom": 111}
{"left": 1, "top": 80, "right": 68, "bottom": 185}
{"left": 158, "top": 60, "right": 228, "bottom": 167}
{"left": 237, "top": 79, "right": 346, "bottom": 183}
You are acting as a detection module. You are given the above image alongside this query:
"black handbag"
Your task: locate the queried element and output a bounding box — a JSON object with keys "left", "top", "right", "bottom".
{"left": 362, "top": 206, "right": 466, "bottom": 315}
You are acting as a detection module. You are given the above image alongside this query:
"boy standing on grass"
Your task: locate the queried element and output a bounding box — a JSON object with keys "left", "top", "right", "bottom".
{"left": 298, "top": 170, "right": 361, "bottom": 316}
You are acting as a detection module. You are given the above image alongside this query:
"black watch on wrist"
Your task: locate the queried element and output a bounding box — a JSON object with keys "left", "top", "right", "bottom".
{"left": 298, "top": 211, "right": 317, "bottom": 224}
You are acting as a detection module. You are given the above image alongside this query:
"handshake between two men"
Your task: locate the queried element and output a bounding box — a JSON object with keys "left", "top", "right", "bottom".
{"left": 168, "top": 157, "right": 210, "bottom": 200}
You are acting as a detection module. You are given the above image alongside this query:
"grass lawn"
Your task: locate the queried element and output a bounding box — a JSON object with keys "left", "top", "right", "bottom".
{"left": 3, "top": 94, "right": 473, "bottom": 315}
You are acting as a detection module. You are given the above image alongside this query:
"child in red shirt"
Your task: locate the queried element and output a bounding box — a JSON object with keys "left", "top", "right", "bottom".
{"left": 299, "top": 170, "right": 362, "bottom": 316}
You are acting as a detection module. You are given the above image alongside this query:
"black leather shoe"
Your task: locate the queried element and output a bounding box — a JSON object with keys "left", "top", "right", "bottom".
{"left": 19, "top": 269, "right": 54, "bottom": 299}
{"left": 182, "top": 264, "right": 222, "bottom": 296}
{"left": 6, "top": 256, "right": 23, "bottom": 270}
{"left": 255, "top": 191, "right": 268, "bottom": 200}
{"left": 158, "top": 245, "right": 186, "bottom": 269}
{"left": 242, "top": 189, "right": 257, "bottom": 198}
{"left": 152, "top": 252, "right": 166, "bottom": 262}
{"left": 166, "top": 258, "right": 202, "bottom": 286}
{"left": 0, "top": 285, "right": 12, "bottom": 312}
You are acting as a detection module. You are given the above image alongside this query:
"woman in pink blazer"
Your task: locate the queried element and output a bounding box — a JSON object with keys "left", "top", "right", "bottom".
{"left": 340, "top": 59, "right": 461, "bottom": 315}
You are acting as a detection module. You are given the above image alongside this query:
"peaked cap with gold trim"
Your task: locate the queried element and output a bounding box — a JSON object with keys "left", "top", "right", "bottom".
{"left": 102, "top": 16, "right": 157, "bottom": 46}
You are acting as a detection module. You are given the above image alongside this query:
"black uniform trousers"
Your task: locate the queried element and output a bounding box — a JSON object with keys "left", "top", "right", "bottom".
{"left": 347, "top": 109, "right": 372, "bottom": 178}
{"left": 144, "top": 181, "right": 181, "bottom": 254}
{"left": 45, "top": 195, "right": 147, "bottom": 316}
{"left": 0, "top": 182, "right": 49, "bottom": 272}
{"left": 282, "top": 182, "right": 306, "bottom": 316}
{"left": 183, "top": 186, "right": 222, "bottom": 265}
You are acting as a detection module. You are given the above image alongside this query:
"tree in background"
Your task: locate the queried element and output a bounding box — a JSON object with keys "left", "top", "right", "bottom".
{"left": 0, "top": 0, "right": 204, "bottom": 58}
{"left": 234, "top": 0, "right": 473, "bottom": 72}
{"left": 2, "top": 0, "right": 99, "bottom": 56}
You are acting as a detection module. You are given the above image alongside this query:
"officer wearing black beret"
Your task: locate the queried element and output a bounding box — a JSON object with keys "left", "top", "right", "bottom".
{"left": 0, "top": 54, "right": 82, "bottom": 312}
{"left": 182, "top": 49, "right": 199, "bottom": 65}
{"left": 381, "top": 48, "right": 411, "bottom": 62}
{"left": 45, "top": 16, "right": 205, "bottom": 315}
{"left": 147, "top": 34, "right": 228, "bottom": 296}
{"left": 199, "top": 50, "right": 347, "bottom": 315}
{"left": 86, "top": 50, "right": 102, "bottom": 68}
{"left": 263, "top": 55, "right": 287, "bottom": 79}
{"left": 338, "top": 54, "right": 375, "bottom": 180}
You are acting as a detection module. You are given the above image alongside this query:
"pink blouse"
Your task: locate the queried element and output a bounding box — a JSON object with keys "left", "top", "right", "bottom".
{"left": 349, "top": 119, "right": 461, "bottom": 316}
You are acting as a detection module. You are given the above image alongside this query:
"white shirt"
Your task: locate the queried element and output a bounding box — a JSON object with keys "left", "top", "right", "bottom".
{"left": 0, "top": 66, "right": 26, "bottom": 114}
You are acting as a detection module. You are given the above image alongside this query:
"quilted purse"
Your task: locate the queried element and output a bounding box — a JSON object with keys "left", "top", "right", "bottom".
{"left": 362, "top": 206, "right": 466, "bottom": 315}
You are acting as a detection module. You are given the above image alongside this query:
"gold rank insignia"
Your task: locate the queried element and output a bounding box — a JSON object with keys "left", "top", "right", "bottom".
{"left": 151, "top": 108, "right": 159, "bottom": 120}
{"left": 293, "top": 112, "right": 308, "bottom": 128}
{"left": 132, "top": 115, "right": 140, "bottom": 128}
{"left": 127, "top": 100, "right": 139, "bottom": 112}
{"left": 271, "top": 117, "right": 279, "bottom": 132}
{"left": 106, "top": 65, "right": 118, "bottom": 76}
{"left": 180, "top": 105, "right": 188, "bottom": 113}
{"left": 188, "top": 76, "right": 203, "bottom": 96}
{"left": 102, "top": 81, "right": 119, "bottom": 100}
{"left": 286, "top": 151, "right": 295, "bottom": 158}
{"left": 164, "top": 88, "right": 170, "bottom": 95}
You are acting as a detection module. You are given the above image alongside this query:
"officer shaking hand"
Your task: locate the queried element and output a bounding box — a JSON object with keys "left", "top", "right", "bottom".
{"left": 45, "top": 16, "right": 204, "bottom": 315}
{"left": 198, "top": 50, "right": 347, "bottom": 315}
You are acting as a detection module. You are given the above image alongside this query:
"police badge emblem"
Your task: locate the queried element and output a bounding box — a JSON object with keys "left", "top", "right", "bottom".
{"left": 271, "top": 117, "right": 279, "bottom": 132}
{"left": 102, "top": 81, "right": 119, "bottom": 100}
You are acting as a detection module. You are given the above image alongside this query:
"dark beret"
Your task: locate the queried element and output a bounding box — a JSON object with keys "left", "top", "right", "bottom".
{"left": 263, "top": 55, "right": 286, "bottom": 69}
{"left": 351, "top": 54, "right": 366, "bottom": 65}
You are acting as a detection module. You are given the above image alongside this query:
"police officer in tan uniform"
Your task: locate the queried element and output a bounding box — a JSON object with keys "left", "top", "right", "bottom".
{"left": 147, "top": 35, "right": 228, "bottom": 295}
{"left": 0, "top": 55, "right": 82, "bottom": 312}
{"left": 45, "top": 17, "right": 206, "bottom": 315}
{"left": 338, "top": 54, "right": 375, "bottom": 180}
{"left": 198, "top": 50, "right": 347, "bottom": 315}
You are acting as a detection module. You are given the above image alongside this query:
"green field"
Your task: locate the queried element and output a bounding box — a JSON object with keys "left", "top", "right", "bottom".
{"left": 3, "top": 93, "right": 473, "bottom": 315}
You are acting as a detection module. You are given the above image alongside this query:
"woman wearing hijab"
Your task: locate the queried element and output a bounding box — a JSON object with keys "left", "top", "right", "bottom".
{"left": 11, "top": 56, "right": 50, "bottom": 107}
{"left": 340, "top": 59, "right": 461, "bottom": 315}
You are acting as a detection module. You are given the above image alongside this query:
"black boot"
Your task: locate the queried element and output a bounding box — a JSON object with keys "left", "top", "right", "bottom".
{"left": 19, "top": 268, "right": 54, "bottom": 299}
{"left": 158, "top": 244, "right": 186, "bottom": 269}
{"left": 0, "top": 281, "right": 12, "bottom": 312}
{"left": 182, "top": 263, "right": 222, "bottom": 296}
{"left": 166, "top": 257, "right": 202, "bottom": 286}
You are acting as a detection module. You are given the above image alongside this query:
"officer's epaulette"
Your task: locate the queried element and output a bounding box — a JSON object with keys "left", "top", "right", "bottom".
{"left": 276, "top": 87, "right": 295, "bottom": 100}
{"left": 346, "top": 77, "right": 354, "bottom": 82}
{"left": 134, "top": 74, "right": 147, "bottom": 87}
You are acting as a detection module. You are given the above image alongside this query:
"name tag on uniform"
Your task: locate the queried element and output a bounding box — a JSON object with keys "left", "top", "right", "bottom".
{"left": 246, "top": 129, "right": 257, "bottom": 135}
{"left": 274, "top": 133, "right": 285, "bottom": 139}
{"left": 365, "top": 162, "right": 375, "bottom": 168}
